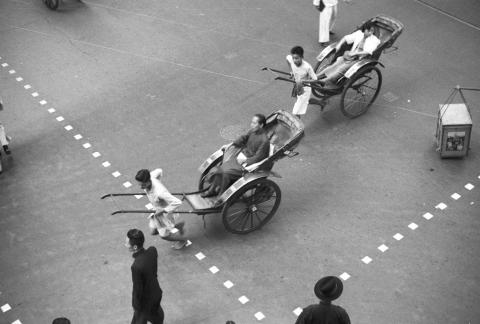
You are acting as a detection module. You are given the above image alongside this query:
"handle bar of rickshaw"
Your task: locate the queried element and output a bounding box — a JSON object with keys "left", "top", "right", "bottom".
{"left": 261, "top": 67, "right": 291, "bottom": 76}
{"left": 101, "top": 188, "right": 208, "bottom": 200}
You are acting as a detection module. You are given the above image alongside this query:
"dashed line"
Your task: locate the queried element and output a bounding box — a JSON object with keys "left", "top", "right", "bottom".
{"left": 12, "top": 320, "right": 23, "bottom": 324}
{"left": 377, "top": 244, "right": 389, "bottom": 252}
{"left": 82, "top": 143, "right": 92, "bottom": 149}
{"left": 31, "top": 92, "right": 39, "bottom": 97}
{"left": 74, "top": 134, "right": 83, "bottom": 140}
{"left": 56, "top": 116, "right": 64, "bottom": 122}
{"left": 185, "top": 240, "right": 192, "bottom": 247}
{"left": 393, "top": 233, "right": 404, "bottom": 241}
{"left": 16, "top": 77, "right": 23, "bottom": 82}
{"left": 92, "top": 152, "right": 101, "bottom": 158}
{"left": 9, "top": 69, "right": 16, "bottom": 74}
{"left": 102, "top": 161, "right": 111, "bottom": 167}
{"left": 423, "top": 212, "right": 434, "bottom": 220}
{"left": 1, "top": 303, "right": 11, "bottom": 312}
{"left": 64, "top": 125, "right": 73, "bottom": 131}
{"left": 112, "top": 171, "right": 121, "bottom": 177}
{"left": 408, "top": 222, "right": 418, "bottom": 230}
{"left": 134, "top": 194, "right": 143, "bottom": 199}
{"left": 1, "top": 63, "right": 8, "bottom": 67}
{"left": 464, "top": 183, "right": 474, "bottom": 190}
{"left": 293, "top": 307, "right": 303, "bottom": 316}
{"left": 24, "top": 84, "right": 31, "bottom": 89}
{"left": 223, "top": 280, "right": 234, "bottom": 289}
{"left": 451, "top": 193, "right": 461, "bottom": 200}
{"left": 435, "top": 202, "right": 447, "bottom": 210}
{"left": 339, "top": 272, "right": 350, "bottom": 281}
{"left": 209, "top": 266, "right": 219, "bottom": 274}
{"left": 254, "top": 311, "right": 265, "bottom": 320}
{"left": 195, "top": 252, "right": 206, "bottom": 260}
{"left": 39, "top": 100, "right": 47, "bottom": 105}
{"left": 48, "top": 108, "right": 56, "bottom": 113}
{"left": 123, "top": 181, "right": 132, "bottom": 188}
{"left": 361, "top": 256, "right": 372, "bottom": 264}
{"left": 145, "top": 203, "right": 153, "bottom": 209}
{"left": 238, "top": 296, "right": 249, "bottom": 304}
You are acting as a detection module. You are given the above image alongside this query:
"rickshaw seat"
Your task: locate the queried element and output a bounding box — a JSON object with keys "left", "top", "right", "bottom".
{"left": 185, "top": 193, "right": 216, "bottom": 210}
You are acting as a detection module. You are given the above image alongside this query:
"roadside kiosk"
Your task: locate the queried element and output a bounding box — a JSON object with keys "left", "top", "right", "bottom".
{"left": 436, "top": 86, "right": 478, "bottom": 158}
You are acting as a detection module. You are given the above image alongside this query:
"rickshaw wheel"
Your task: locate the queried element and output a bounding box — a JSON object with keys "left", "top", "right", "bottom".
{"left": 222, "top": 178, "right": 281, "bottom": 234}
{"left": 44, "top": 0, "right": 60, "bottom": 10}
{"left": 312, "top": 51, "right": 336, "bottom": 98}
{"left": 340, "top": 65, "right": 382, "bottom": 118}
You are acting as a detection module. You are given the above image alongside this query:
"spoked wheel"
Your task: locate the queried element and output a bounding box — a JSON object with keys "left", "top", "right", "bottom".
{"left": 340, "top": 65, "right": 382, "bottom": 118}
{"left": 44, "top": 0, "right": 60, "bottom": 10}
{"left": 312, "top": 51, "right": 336, "bottom": 98}
{"left": 222, "top": 178, "right": 281, "bottom": 234}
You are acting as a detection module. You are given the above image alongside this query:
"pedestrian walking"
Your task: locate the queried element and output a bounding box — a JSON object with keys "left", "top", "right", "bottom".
{"left": 314, "top": 0, "right": 338, "bottom": 46}
{"left": 295, "top": 276, "right": 350, "bottom": 324}
{"left": 286, "top": 46, "right": 317, "bottom": 118}
{"left": 135, "top": 168, "right": 189, "bottom": 250}
{"left": 126, "top": 229, "right": 165, "bottom": 324}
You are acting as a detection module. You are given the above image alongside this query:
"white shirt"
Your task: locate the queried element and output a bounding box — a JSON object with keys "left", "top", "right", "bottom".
{"left": 344, "top": 30, "right": 381, "bottom": 55}
{"left": 313, "top": 0, "right": 337, "bottom": 6}
{"left": 145, "top": 168, "right": 181, "bottom": 213}
{"left": 286, "top": 55, "right": 317, "bottom": 83}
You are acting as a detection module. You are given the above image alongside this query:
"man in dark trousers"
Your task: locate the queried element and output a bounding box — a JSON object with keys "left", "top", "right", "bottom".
{"left": 295, "top": 276, "right": 350, "bottom": 324}
{"left": 125, "top": 229, "right": 164, "bottom": 324}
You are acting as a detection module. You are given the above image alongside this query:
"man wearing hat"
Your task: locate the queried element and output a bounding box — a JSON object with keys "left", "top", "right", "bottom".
{"left": 295, "top": 276, "right": 350, "bottom": 324}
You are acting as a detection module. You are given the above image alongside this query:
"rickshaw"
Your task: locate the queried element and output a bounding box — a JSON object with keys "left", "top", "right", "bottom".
{"left": 102, "top": 110, "right": 304, "bottom": 234}
{"left": 263, "top": 15, "right": 404, "bottom": 118}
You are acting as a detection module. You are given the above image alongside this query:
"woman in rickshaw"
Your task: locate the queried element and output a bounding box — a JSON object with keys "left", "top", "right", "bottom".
{"left": 201, "top": 114, "right": 270, "bottom": 198}
{"left": 316, "top": 21, "right": 380, "bottom": 87}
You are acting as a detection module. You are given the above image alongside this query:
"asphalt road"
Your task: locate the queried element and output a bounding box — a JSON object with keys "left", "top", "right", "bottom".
{"left": 0, "top": 0, "right": 479, "bottom": 323}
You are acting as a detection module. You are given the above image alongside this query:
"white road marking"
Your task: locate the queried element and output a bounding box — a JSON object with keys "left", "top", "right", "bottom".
{"left": 408, "top": 223, "right": 418, "bottom": 230}
{"left": 223, "top": 280, "right": 234, "bottom": 289}
{"left": 12, "top": 320, "right": 23, "bottom": 324}
{"left": 238, "top": 296, "right": 249, "bottom": 304}
{"left": 123, "top": 181, "right": 132, "bottom": 188}
{"left": 82, "top": 143, "right": 92, "bottom": 148}
{"left": 16, "top": 77, "right": 23, "bottom": 81}
{"left": 471, "top": 202, "right": 474, "bottom": 205}
{"left": 24, "top": 84, "right": 31, "bottom": 89}
{"left": 145, "top": 203, "right": 153, "bottom": 209}
{"left": 393, "top": 233, "right": 404, "bottom": 240}
{"left": 209, "top": 266, "right": 219, "bottom": 274}
{"left": 92, "top": 152, "right": 101, "bottom": 158}
{"left": 102, "top": 161, "right": 111, "bottom": 167}
{"left": 293, "top": 307, "right": 303, "bottom": 316}
{"left": 74, "top": 134, "right": 83, "bottom": 140}
{"left": 254, "top": 312, "right": 265, "bottom": 320}
{"left": 31, "top": 92, "right": 39, "bottom": 97}
{"left": 134, "top": 194, "right": 143, "bottom": 199}
{"left": 1, "top": 303, "right": 11, "bottom": 312}
{"left": 465, "top": 183, "right": 474, "bottom": 190}
{"left": 435, "top": 202, "right": 447, "bottom": 210}
{"left": 64, "top": 125, "right": 73, "bottom": 131}
{"left": 361, "top": 256, "right": 372, "bottom": 264}
{"left": 1, "top": 63, "right": 8, "bottom": 67}
{"left": 339, "top": 272, "right": 350, "bottom": 281}
{"left": 378, "top": 244, "right": 389, "bottom": 252}
{"left": 39, "top": 100, "right": 47, "bottom": 105}
{"left": 48, "top": 108, "right": 56, "bottom": 113}
{"left": 451, "top": 193, "right": 461, "bottom": 200}
{"left": 195, "top": 252, "right": 206, "bottom": 260}
{"left": 423, "top": 212, "right": 434, "bottom": 220}
{"left": 9, "top": 70, "right": 16, "bottom": 74}
{"left": 112, "top": 171, "right": 121, "bottom": 177}
{"left": 56, "top": 116, "right": 64, "bottom": 122}
{"left": 185, "top": 240, "right": 192, "bottom": 246}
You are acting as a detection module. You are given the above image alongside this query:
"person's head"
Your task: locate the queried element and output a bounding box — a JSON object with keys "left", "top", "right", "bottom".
{"left": 135, "top": 169, "right": 152, "bottom": 190}
{"left": 250, "top": 114, "right": 266, "bottom": 132}
{"left": 290, "top": 46, "right": 304, "bottom": 67}
{"left": 314, "top": 276, "right": 344, "bottom": 303}
{"left": 52, "top": 318, "right": 71, "bottom": 324}
{"left": 361, "top": 21, "right": 375, "bottom": 37}
{"left": 125, "top": 229, "right": 145, "bottom": 253}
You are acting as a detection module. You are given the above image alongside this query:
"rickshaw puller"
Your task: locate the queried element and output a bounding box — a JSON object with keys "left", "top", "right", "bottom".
{"left": 135, "top": 168, "right": 189, "bottom": 250}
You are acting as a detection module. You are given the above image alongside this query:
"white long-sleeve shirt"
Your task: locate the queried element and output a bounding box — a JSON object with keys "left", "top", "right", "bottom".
{"left": 145, "top": 168, "right": 181, "bottom": 213}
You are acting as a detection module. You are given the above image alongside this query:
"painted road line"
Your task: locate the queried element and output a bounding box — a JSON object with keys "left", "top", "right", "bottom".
{"left": 170, "top": 228, "right": 179, "bottom": 234}
{"left": 92, "top": 152, "right": 101, "bottom": 158}
{"left": 16, "top": 77, "right": 23, "bottom": 82}
{"left": 102, "top": 161, "right": 111, "bottom": 167}
{"left": 293, "top": 307, "right": 303, "bottom": 316}
{"left": 361, "top": 256, "right": 372, "bottom": 264}
{"left": 393, "top": 233, "right": 404, "bottom": 241}
{"left": 223, "top": 280, "right": 234, "bottom": 289}
{"left": 134, "top": 194, "right": 143, "bottom": 199}
{"left": 74, "top": 134, "right": 83, "bottom": 140}
{"left": 145, "top": 203, "right": 153, "bottom": 209}
{"left": 64, "top": 125, "right": 73, "bottom": 131}
{"left": 435, "top": 202, "right": 447, "bottom": 210}
{"left": 465, "top": 183, "right": 474, "bottom": 190}
{"left": 451, "top": 193, "right": 461, "bottom": 200}
{"left": 185, "top": 240, "right": 192, "bottom": 247}
{"left": 408, "top": 223, "right": 418, "bottom": 230}
{"left": 12, "top": 320, "right": 23, "bottom": 324}
{"left": 39, "top": 100, "right": 47, "bottom": 105}
{"left": 471, "top": 202, "right": 475, "bottom": 205}
{"left": 112, "top": 171, "right": 121, "bottom": 177}
{"left": 238, "top": 296, "right": 249, "bottom": 304}
{"left": 123, "top": 181, "right": 132, "bottom": 188}
{"left": 83, "top": 143, "right": 92, "bottom": 149}
{"left": 24, "top": 84, "right": 31, "bottom": 89}
{"left": 31, "top": 92, "right": 39, "bottom": 97}
{"left": 9, "top": 69, "right": 16, "bottom": 74}
{"left": 195, "top": 252, "right": 206, "bottom": 260}
{"left": 48, "top": 108, "right": 56, "bottom": 113}
{"left": 56, "top": 116, "right": 64, "bottom": 122}
{"left": 1, "top": 303, "right": 11, "bottom": 312}
{"left": 378, "top": 244, "right": 389, "bottom": 252}
{"left": 423, "top": 212, "right": 434, "bottom": 220}
{"left": 1, "top": 63, "right": 8, "bottom": 67}
{"left": 209, "top": 266, "right": 219, "bottom": 274}
{"left": 339, "top": 272, "right": 350, "bottom": 281}
{"left": 254, "top": 311, "right": 265, "bottom": 320}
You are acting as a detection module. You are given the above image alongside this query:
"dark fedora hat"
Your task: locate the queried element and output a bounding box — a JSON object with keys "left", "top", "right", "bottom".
{"left": 314, "top": 276, "right": 343, "bottom": 301}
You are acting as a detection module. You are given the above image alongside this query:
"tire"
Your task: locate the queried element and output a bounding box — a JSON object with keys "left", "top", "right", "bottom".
{"left": 312, "top": 51, "right": 336, "bottom": 98}
{"left": 222, "top": 178, "right": 281, "bottom": 234}
{"left": 340, "top": 65, "right": 382, "bottom": 118}
{"left": 44, "top": 0, "right": 60, "bottom": 10}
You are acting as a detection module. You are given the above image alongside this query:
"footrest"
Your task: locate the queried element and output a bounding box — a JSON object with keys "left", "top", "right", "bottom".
{"left": 185, "top": 193, "right": 217, "bottom": 210}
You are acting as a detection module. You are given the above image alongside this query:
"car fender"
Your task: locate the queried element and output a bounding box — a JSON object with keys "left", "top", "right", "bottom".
{"left": 316, "top": 43, "right": 337, "bottom": 61}
{"left": 217, "top": 172, "right": 270, "bottom": 205}
{"left": 344, "top": 60, "right": 384, "bottom": 79}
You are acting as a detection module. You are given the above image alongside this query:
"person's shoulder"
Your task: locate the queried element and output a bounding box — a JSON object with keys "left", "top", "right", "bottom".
{"left": 286, "top": 54, "right": 293, "bottom": 63}
{"left": 151, "top": 168, "right": 163, "bottom": 179}
{"left": 146, "top": 246, "right": 158, "bottom": 255}
{"left": 303, "top": 60, "right": 313, "bottom": 70}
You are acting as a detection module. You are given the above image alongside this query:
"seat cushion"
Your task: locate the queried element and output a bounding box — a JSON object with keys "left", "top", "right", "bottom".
{"left": 185, "top": 193, "right": 216, "bottom": 210}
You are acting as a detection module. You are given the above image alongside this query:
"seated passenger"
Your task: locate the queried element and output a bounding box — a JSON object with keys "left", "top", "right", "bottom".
{"left": 316, "top": 21, "right": 380, "bottom": 87}
{"left": 202, "top": 114, "right": 270, "bottom": 198}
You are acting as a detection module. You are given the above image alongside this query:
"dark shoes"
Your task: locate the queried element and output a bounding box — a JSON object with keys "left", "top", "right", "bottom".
{"left": 201, "top": 186, "right": 218, "bottom": 198}
{"left": 3, "top": 145, "right": 11, "bottom": 155}
{"left": 319, "top": 42, "right": 329, "bottom": 47}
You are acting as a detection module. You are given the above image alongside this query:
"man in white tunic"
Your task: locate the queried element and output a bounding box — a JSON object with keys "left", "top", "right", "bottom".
{"left": 314, "top": 0, "right": 338, "bottom": 46}
{"left": 316, "top": 22, "right": 380, "bottom": 86}
{"left": 135, "top": 168, "right": 188, "bottom": 250}
{"left": 286, "top": 46, "right": 317, "bottom": 118}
